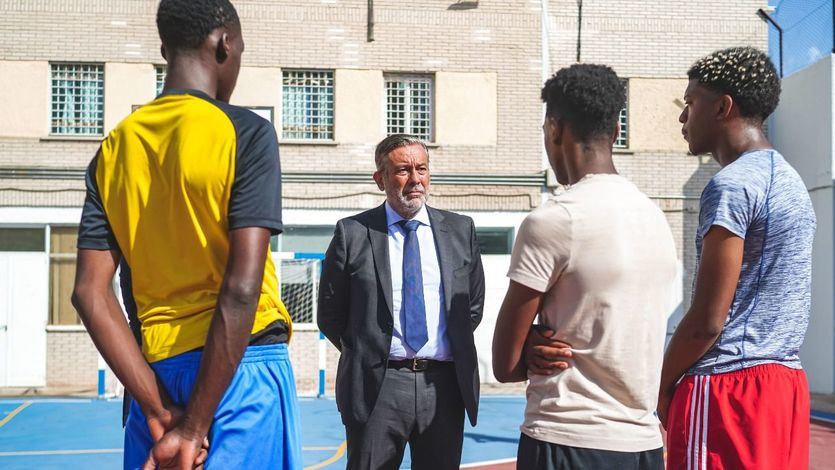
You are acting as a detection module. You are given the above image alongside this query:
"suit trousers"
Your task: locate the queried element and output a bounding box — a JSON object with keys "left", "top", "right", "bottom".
{"left": 345, "top": 362, "right": 465, "bottom": 470}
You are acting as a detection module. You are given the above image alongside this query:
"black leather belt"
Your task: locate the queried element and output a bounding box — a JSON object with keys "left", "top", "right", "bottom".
{"left": 387, "top": 358, "right": 453, "bottom": 372}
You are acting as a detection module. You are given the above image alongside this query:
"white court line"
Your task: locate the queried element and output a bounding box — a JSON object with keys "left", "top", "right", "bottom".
{"left": 0, "top": 446, "right": 342, "bottom": 457}
{"left": 0, "top": 399, "right": 92, "bottom": 404}
{"left": 460, "top": 457, "right": 517, "bottom": 468}
{"left": 0, "top": 449, "right": 121, "bottom": 457}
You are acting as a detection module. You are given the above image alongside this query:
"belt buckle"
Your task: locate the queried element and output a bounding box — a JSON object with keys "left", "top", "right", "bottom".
{"left": 412, "top": 358, "right": 428, "bottom": 372}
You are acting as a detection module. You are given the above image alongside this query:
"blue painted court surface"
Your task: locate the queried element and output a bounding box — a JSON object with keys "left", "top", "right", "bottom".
{"left": 0, "top": 396, "right": 526, "bottom": 469}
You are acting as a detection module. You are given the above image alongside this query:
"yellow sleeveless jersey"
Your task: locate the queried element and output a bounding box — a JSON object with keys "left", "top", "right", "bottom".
{"left": 78, "top": 89, "right": 292, "bottom": 362}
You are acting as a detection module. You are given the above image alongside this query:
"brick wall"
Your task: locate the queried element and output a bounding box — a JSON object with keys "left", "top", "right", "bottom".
{"left": 287, "top": 330, "right": 340, "bottom": 396}
{"left": 46, "top": 329, "right": 99, "bottom": 390}
{"left": 3, "top": 0, "right": 769, "bottom": 390}
{"left": 0, "top": 0, "right": 764, "bottom": 212}
{"left": 546, "top": 0, "right": 768, "bottom": 76}
{"left": 0, "top": 0, "right": 545, "bottom": 184}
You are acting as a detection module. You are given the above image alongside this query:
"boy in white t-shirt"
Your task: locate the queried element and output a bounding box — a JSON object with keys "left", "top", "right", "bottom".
{"left": 492, "top": 64, "right": 677, "bottom": 469}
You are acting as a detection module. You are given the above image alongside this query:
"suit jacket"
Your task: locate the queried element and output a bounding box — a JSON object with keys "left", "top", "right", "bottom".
{"left": 317, "top": 203, "right": 485, "bottom": 427}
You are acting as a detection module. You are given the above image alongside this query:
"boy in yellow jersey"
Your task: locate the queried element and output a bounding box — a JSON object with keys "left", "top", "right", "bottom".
{"left": 71, "top": 1, "right": 301, "bottom": 468}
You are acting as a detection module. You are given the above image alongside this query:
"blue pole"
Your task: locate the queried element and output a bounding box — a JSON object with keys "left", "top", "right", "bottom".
{"left": 96, "top": 354, "right": 107, "bottom": 399}
{"left": 97, "top": 369, "right": 106, "bottom": 399}
{"left": 318, "top": 331, "right": 326, "bottom": 398}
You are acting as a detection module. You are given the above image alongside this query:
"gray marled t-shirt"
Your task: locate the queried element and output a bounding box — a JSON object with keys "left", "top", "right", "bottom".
{"left": 689, "top": 149, "right": 815, "bottom": 375}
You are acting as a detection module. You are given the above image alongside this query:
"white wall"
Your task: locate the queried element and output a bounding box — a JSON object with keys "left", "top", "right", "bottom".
{"left": 771, "top": 54, "right": 835, "bottom": 394}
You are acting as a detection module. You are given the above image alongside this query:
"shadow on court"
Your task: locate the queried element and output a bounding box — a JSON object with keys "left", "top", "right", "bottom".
{"left": 0, "top": 396, "right": 832, "bottom": 469}
{"left": 0, "top": 396, "right": 525, "bottom": 469}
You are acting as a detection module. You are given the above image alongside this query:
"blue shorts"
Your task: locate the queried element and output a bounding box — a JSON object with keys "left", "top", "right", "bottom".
{"left": 124, "top": 343, "right": 302, "bottom": 469}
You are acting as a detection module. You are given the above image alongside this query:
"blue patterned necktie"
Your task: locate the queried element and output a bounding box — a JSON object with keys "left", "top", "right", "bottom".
{"left": 398, "top": 219, "right": 428, "bottom": 353}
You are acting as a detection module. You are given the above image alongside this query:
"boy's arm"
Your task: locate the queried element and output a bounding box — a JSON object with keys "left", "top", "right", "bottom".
{"left": 144, "top": 227, "right": 270, "bottom": 469}
{"left": 657, "top": 226, "right": 743, "bottom": 427}
{"left": 75, "top": 153, "right": 191, "bottom": 445}
{"left": 492, "top": 281, "right": 545, "bottom": 383}
{"left": 72, "top": 249, "right": 180, "bottom": 438}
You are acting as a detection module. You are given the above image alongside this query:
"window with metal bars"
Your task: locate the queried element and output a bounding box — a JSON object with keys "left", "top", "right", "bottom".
{"left": 385, "top": 75, "right": 433, "bottom": 142}
{"left": 282, "top": 70, "right": 334, "bottom": 140}
{"left": 50, "top": 63, "right": 104, "bottom": 136}
{"left": 155, "top": 65, "right": 167, "bottom": 96}
{"left": 615, "top": 80, "right": 629, "bottom": 148}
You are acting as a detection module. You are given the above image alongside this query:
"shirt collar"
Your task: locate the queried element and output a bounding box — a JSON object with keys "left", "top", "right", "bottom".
{"left": 158, "top": 88, "right": 213, "bottom": 101}
{"left": 384, "top": 201, "right": 431, "bottom": 228}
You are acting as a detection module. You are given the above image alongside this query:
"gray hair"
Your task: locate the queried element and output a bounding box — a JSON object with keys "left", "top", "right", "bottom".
{"left": 374, "top": 134, "right": 429, "bottom": 171}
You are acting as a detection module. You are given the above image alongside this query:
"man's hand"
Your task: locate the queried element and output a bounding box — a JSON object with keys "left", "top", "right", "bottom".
{"left": 142, "top": 426, "right": 207, "bottom": 470}
{"left": 523, "top": 325, "right": 572, "bottom": 375}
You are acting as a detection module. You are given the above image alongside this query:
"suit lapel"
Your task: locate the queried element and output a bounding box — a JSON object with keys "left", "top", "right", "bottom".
{"left": 428, "top": 207, "right": 454, "bottom": 315}
{"left": 368, "top": 204, "right": 393, "bottom": 317}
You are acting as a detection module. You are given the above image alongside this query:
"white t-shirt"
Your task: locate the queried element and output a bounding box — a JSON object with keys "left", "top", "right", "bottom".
{"left": 507, "top": 173, "right": 677, "bottom": 452}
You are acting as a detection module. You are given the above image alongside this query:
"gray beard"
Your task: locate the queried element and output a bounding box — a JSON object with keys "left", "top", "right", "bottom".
{"left": 391, "top": 186, "right": 428, "bottom": 217}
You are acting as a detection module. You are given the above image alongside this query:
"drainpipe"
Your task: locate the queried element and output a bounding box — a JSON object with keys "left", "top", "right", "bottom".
{"left": 367, "top": 0, "right": 374, "bottom": 42}
{"left": 542, "top": 0, "right": 555, "bottom": 195}
{"left": 576, "top": 0, "right": 583, "bottom": 63}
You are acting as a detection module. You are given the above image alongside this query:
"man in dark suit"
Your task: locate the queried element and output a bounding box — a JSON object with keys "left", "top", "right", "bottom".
{"left": 318, "top": 134, "right": 485, "bottom": 469}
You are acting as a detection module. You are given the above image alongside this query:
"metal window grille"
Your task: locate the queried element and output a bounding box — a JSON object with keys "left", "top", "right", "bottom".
{"left": 155, "top": 65, "right": 167, "bottom": 96}
{"left": 282, "top": 70, "right": 334, "bottom": 140}
{"left": 385, "top": 75, "right": 433, "bottom": 141}
{"left": 614, "top": 107, "right": 628, "bottom": 148}
{"left": 615, "top": 80, "right": 628, "bottom": 148}
{"left": 50, "top": 63, "right": 104, "bottom": 136}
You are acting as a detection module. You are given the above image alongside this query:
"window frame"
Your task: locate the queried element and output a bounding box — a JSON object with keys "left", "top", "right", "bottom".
{"left": 0, "top": 226, "right": 46, "bottom": 252}
{"left": 614, "top": 79, "right": 629, "bottom": 149}
{"left": 281, "top": 69, "right": 335, "bottom": 141}
{"left": 384, "top": 73, "right": 435, "bottom": 142}
{"left": 155, "top": 64, "right": 167, "bottom": 96}
{"left": 474, "top": 227, "right": 515, "bottom": 255}
{"left": 49, "top": 62, "right": 105, "bottom": 137}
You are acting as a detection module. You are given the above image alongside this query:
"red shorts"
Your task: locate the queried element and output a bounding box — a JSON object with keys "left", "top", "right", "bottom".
{"left": 666, "top": 364, "right": 809, "bottom": 470}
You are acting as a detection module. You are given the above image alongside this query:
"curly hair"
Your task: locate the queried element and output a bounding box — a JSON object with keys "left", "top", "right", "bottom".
{"left": 687, "top": 47, "right": 780, "bottom": 121}
{"left": 157, "top": 0, "right": 240, "bottom": 52}
{"left": 542, "top": 64, "right": 626, "bottom": 142}
{"left": 541, "top": 64, "right": 626, "bottom": 142}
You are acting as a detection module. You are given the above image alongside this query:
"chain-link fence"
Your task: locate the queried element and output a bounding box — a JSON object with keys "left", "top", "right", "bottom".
{"left": 766, "top": 0, "right": 833, "bottom": 77}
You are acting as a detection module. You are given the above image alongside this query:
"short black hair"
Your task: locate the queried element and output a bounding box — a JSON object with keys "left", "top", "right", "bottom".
{"left": 687, "top": 47, "right": 780, "bottom": 121}
{"left": 541, "top": 64, "right": 625, "bottom": 142}
{"left": 157, "top": 0, "right": 240, "bottom": 52}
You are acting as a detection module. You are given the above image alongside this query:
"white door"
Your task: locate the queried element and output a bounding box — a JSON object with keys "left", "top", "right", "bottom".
{"left": 0, "top": 252, "right": 49, "bottom": 387}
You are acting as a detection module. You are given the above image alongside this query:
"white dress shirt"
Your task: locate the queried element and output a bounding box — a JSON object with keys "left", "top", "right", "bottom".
{"left": 385, "top": 202, "right": 452, "bottom": 361}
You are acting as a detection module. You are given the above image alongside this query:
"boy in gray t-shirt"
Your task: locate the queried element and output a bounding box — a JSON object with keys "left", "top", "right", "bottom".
{"left": 659, "top": 47, "right": 815, "bottom": 470}
{"left": 691, "top": 148, "right": 815, "bottom": 375}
